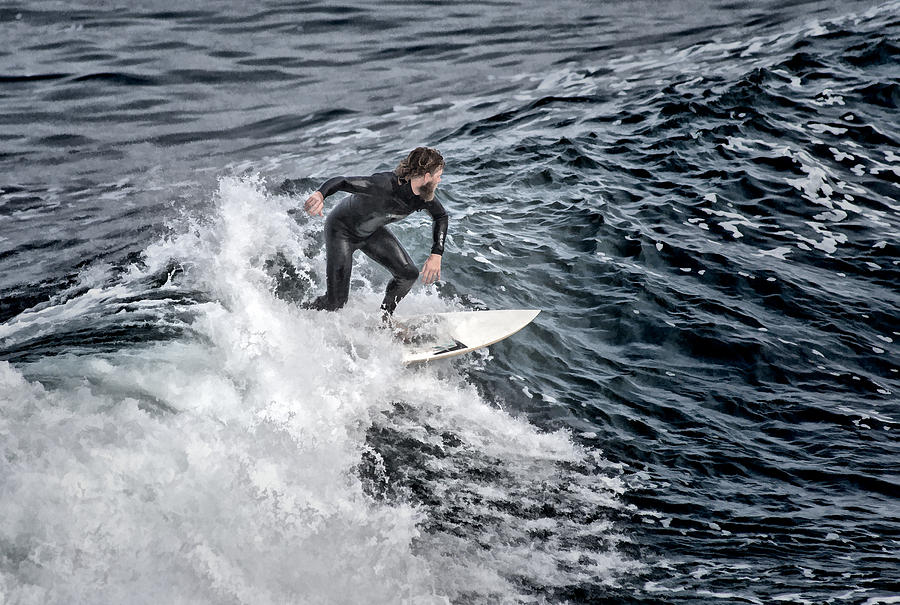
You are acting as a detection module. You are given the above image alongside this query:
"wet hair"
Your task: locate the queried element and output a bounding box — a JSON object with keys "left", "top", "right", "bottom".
{"left": 395, "top": 147, "right": 444, "bottom": 182}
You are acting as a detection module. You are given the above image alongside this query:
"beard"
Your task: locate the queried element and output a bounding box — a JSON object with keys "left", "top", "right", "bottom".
{"left": 419, "top": 180, "right": 437, "bottom": 201}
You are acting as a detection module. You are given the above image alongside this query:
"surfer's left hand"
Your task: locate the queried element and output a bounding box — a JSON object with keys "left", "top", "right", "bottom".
{"left": 421, "top": 254, "right": 442, "bottom": 285}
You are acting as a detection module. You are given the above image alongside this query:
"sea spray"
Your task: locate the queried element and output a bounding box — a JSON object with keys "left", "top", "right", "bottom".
{"left": 1, "top": 176, "right": 634, "bottom": 604}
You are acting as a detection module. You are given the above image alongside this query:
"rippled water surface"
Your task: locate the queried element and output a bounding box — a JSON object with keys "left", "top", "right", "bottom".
{"left": 2, "top": 1, "right": 899, "bottom": 603}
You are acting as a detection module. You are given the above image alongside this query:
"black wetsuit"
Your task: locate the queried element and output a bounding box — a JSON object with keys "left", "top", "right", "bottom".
{"left": 300, "top": 171, "right": 448, "bottom": 314}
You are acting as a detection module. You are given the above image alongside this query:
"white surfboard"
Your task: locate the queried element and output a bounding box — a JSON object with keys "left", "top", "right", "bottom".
{"left": 396, "top": 309, "right": 541, "bottom": 364}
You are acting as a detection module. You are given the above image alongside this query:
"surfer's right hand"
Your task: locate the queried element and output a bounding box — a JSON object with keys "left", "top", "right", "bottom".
{"left": 304, "top": 191, "right": 324, "bottom": 216}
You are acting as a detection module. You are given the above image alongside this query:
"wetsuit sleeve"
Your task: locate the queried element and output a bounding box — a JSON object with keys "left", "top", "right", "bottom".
{"left": 425, "top": 199, "right": 449, "bottom": 256}
{"left": 316, "top": 175, "right": 379, "bottom": 199}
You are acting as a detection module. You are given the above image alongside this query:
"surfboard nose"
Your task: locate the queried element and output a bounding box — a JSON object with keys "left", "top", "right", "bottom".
{"left": 400, "top": 309, "right": 541, "bottom": 364}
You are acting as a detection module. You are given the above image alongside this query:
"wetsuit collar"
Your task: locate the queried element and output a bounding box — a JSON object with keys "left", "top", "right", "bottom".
{"left": 396, "top": 176, "right": 426, "bottom": 208}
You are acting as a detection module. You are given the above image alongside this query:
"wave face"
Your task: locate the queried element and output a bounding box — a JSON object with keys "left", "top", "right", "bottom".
{"left": 2, "top": 1, "right": 898, "bottom": 603}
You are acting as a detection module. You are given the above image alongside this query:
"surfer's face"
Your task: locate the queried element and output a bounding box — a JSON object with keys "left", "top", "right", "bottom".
{"left": 419, "top": 167, "right": 443, "bottom": 201}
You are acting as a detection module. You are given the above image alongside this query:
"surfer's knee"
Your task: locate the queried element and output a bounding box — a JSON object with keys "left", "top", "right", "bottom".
{"left": 397, "top": 263, "right": 419, "bottom": 284}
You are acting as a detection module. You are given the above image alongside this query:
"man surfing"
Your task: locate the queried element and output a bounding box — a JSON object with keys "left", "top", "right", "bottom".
{"left": 281, "top": 147, "right": 448, "bottom": 320}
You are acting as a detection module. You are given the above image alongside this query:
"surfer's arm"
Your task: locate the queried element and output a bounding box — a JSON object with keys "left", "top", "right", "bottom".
{"left": 303, "top": 175, "right": 379, "bottom": 217}
{"left": 317, "top": 176, "right": 378, "bottom": 199}
{"left": 420, "top": 200, "right": 447, "bottom": 284}
{"left": 425, "top": 199, "right": 449, "bottom": 256}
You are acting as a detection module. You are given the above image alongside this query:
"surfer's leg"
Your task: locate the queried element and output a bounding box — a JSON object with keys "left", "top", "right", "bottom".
{"left": 360, "top": 227, "right": 419, "bottom": 316}
{"left": 309, "top": 223, "right": 355, "bottom": 311}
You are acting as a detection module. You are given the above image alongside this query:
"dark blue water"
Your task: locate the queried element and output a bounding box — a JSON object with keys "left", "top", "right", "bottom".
{"left": 2, "top": 1, "right": 898, "bottom": 603}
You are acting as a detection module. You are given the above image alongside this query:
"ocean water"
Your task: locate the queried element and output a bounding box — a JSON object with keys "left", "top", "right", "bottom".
{"left": 1, "top": 1, "right": 899, "bottom": 603}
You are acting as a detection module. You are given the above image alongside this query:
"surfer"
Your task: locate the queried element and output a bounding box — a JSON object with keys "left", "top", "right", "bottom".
{"left": 281, "top": 147, "right": 448, "bottom": 319}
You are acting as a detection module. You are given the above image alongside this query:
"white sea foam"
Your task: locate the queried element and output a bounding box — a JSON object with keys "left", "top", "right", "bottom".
{"left": 758, "top": 247, "right": 792, "bottom": 260}
{"left": 807, "top": 123, "right": 848, "bottom": 135}
{"left": 0, "top": 176, "right": 634, "bottom": 604}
